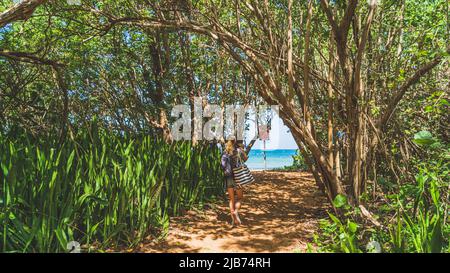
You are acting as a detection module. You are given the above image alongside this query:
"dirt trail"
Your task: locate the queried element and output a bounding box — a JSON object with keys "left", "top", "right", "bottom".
{"left": 137, "top": 171, "right": 330, "bottom": 253}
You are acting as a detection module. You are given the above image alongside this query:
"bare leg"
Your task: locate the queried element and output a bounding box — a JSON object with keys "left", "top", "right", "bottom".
{"left": 227, "top": 188, "right": 237, "bottom": 226}
{"left": 234, "top": 188, "right": 244, "bottom": 225}
{"left": 235, "top": 188, "right": 243, "bottom": 212}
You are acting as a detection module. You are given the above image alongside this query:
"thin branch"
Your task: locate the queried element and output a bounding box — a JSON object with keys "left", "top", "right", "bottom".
{"left": 379, "top": 44, "right": 450, "bottom": 127}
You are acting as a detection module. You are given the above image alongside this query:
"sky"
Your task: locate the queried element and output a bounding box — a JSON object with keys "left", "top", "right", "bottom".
{"left": 244, "top": 111, "right": 298, "bottom": 150}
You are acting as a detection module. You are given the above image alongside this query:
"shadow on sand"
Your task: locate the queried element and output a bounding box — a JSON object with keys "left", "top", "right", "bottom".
{"left": 137, "top": 171, "right": 330, "bottom": 253}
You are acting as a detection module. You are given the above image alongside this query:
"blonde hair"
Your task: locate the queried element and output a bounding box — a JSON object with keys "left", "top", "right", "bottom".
{"left": 225, "top": 139, "right": 236, "bottom": 155}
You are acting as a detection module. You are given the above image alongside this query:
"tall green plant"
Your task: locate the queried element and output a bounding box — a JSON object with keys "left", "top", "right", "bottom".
{"left": 0, "top": 128, "right": 223, "bottom": 252}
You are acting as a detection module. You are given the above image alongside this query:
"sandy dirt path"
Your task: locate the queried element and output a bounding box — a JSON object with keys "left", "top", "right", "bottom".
{"left": 136, "top": 171, "right": 330, "bottom": 253}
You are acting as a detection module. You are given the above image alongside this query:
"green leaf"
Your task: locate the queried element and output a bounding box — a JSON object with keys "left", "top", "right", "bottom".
{"left": 328, "top": 212, "right": 343, "bottom": 227}
{"left": 413, "top": 131, "right": 436, "bottom": 146}
{"left": 347, "top": 221, "right": 358, "bottom": 233}
{"left": 439, "top": 99, "right": 449, "bottom": 106}
{"left": 9, "top": 212, "right": 16, "bottom": 220}
{"left": 424, "top": 105, "right": 434, "bottom": 113}
{"left": 430, "top": 217, "right": 443, "bottom": 253}
{"left": 66, "top": 150, "right": 75, "bottom": 173}
{"left": 333, "top": 194, "right": 348, "bottom": 208}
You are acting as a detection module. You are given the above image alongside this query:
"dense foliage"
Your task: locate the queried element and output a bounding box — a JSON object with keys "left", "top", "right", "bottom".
{"left": 0, "top": 0, "right": 448, "bottom": 253}
{"left": 310, "top": 131, "right": 449, "bottom": 253}
{"left": 0, "top": 127, "right": 223, "bottom": 252}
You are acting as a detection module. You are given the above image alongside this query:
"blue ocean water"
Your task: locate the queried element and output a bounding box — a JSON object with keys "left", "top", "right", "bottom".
{"left": 246, "top": 149, "right": 298, "bottom": 170}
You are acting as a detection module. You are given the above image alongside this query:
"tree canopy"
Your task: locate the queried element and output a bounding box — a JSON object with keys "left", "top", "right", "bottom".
{"left": 1, "top": 0, "right": 449, "bottom": 213}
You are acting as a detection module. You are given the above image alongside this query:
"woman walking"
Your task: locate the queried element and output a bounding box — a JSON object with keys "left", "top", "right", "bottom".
{"left": 221, "top": 138, "right": 249, "bottom": 226}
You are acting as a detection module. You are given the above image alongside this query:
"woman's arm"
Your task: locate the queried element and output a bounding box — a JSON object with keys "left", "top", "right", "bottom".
{"left": 239, "top": 148, "right": 249, "bottom": 162}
